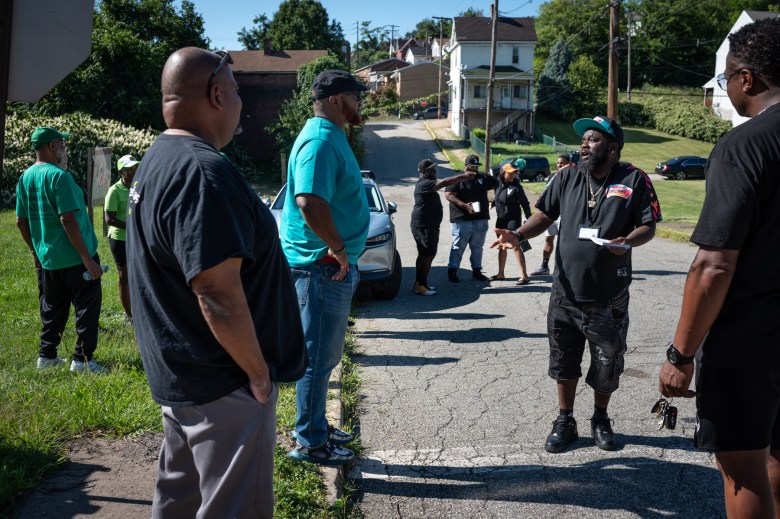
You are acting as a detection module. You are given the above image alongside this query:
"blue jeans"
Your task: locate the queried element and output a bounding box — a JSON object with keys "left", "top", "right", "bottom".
{"left": 291, "top": 262, "right": 359, "bottom": 448}
{"left": 447, "top": 219, "right": 490, "bottom": 270}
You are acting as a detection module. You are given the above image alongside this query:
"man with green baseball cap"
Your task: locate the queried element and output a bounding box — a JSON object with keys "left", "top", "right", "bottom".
{"left": 16, "top": 126, "right": 107, "bottom": 373}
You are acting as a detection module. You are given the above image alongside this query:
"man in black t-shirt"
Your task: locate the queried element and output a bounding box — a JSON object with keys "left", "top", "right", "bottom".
{"left": 444, "top": 154, "right": 498, "bottom": 282}
{"left": 493, "top": 116, "right": 661, "bottom": 454}
{"left": 126, "top": 48, "right": 306, "bottom": 518}
{"left": 411, "top": 158, "right": 475, "bottom": 295}
{"left": 659, "top": 18, "right": 780, "bottom": 516}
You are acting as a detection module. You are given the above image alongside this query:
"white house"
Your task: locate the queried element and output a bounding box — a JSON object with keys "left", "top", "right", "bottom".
{"left": 448, "top": 16, "right": 537, "bottom": 139}
{"left": 431, "top": 37, "right": 450, "bottom": 61}
{"left": 705, "top": 10, "right": 779, "bottom": 127}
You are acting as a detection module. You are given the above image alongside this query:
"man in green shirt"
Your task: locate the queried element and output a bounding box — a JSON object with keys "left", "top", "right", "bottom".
{"left": 105, "top": 154, "right": 138, "bottom": 320}
{"left": 16, "top": 127, "right": 107, "bottom": 373}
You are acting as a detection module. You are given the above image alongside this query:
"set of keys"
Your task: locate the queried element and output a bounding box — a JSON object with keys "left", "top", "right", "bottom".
{"left": 651, "top": 397, "right": 678, "bottom": 430}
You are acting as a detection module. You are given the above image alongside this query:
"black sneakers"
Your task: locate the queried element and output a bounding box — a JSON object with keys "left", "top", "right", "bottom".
{"left": 291, "top": 424, "right": 354, "bottom": 446}
{"left": 288, "top": 440, "right": 354, "bottom": 466}
{"left": 591, "top": 416, "right": 617, "bottom": 451}
{"left": 472, "top": 269, "right": 489, "bottom": 281}
{"left": 545, "top": 416, "right": 578, "bottom": 453}
{"left": 448, "top": 268, "right": 460, "bottom": 283}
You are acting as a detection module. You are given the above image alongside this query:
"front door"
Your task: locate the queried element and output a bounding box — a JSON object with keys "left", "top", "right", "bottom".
{"left": 501, "top": 86, "right": 511, "bottom": 109}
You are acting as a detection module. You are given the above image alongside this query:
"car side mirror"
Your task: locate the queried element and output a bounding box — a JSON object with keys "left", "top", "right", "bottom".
{"left": 262, "top": 197, "right": 272, "bottom": 207}
{"left": 387, "top": 201, "right": 397, "bottom": 215}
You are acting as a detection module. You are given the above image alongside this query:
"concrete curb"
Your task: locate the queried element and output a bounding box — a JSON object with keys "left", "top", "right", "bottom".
{"left": 322, "top": 363, "right": 344, "bottom": 504}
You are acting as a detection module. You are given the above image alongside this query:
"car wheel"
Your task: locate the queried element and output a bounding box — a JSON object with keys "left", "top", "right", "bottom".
{"left": 371, "top": 250, "right": 402, "bottom": 300}
{"left": 675, "top": 171, "right": 687, "bottom": 180}
{"left": 533, "top": 172, "right": 546, "bottom": 182}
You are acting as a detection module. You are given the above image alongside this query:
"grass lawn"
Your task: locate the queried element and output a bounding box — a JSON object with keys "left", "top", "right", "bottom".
{"left": 536, "top": 115, "right": 715, "bottom": 175}
{"left": 0, "top": 208, "right": 355, "bottom": 517}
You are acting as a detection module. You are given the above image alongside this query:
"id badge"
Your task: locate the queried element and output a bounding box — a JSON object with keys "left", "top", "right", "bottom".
{"left": 578, "top": 225, "right": 600, "bottom": 240}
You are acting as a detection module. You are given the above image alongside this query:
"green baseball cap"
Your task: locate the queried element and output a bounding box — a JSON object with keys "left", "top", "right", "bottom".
{"left": 117, "top": 155, "right": 140, "bottom": 171}
{"left": 31, "top": 127, "right": 70, "bottom": 149}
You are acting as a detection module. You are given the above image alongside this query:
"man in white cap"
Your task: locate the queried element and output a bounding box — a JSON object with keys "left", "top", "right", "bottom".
{"left": 16, "top": 126, "right": 106, "bottom": 372}
{"left": 104, "top": 154, "right": 139, "bottom": 320}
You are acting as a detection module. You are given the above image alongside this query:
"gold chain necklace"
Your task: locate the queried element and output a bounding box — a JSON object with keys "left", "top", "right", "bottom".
{"left": 587, "top": 168, "right": 613, "bottom": 208}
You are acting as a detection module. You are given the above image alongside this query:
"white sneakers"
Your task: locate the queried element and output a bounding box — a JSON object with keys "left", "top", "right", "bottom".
{"left": 36, "top": 356, "right": 68, "bottom": 369}
{"left": 70, "top": 359, "right": 108, "bottom": 373}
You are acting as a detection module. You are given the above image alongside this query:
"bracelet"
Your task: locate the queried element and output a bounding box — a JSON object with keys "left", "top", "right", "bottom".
{"left": 331, "top": 244, "right": 346, "bottom": 254}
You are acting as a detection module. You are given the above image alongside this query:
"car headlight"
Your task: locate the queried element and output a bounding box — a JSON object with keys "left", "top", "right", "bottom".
{"left": 365, "top": 232, "right": 392, "bottom": 245}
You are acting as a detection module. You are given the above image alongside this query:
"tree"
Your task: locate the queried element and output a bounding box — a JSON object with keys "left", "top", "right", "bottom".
{"left": 406, "top": 18, "right": 453, "bottom": 42}
{"left": 31, "top": 0, "right": 209, "bottom": 130}
{"left": 269, "top": 55, "right": 349, "bottom": 155}
{"left": 245, "top": 0, "right": 345, "bottom": 58}
{"left": 536, "top": 39, "right": 573, "bottom": 117}
{"left": 354, "top": 22, "right": 391, "bottom": 69}
{"left": 460, "top": 7, "right": 485, "bottom": 17}
{"left": 567, "top": 55, "right": 604, "bottom": 117}
{"left": 237, "top": 14, "right": 270, "bottom": 50}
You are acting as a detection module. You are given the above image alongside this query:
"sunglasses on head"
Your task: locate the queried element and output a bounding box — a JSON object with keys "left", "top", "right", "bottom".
{"left": 206, "top": 50, "right": 233, "bottom": 95}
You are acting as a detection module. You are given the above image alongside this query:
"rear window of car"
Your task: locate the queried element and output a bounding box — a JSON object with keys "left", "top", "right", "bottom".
{"left": 525, "top": 158, "right": 549, "bottom": 169}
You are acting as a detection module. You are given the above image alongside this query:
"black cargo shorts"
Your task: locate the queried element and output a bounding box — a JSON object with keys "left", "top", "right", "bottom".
{"left": 547, "top": 286, "right": 630, "bottom": 394}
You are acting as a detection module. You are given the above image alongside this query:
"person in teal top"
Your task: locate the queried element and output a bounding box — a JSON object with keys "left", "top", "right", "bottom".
{"left": 281, "top": 70, "right": 369, "bottom": 466}
{"left": 16, "top": 126, "right": 106, "bottom": 373}
{"left": 104, "top": 154, "right": 138, "bottom": 319}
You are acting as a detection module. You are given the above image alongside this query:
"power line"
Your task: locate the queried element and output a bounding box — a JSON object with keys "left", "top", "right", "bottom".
{"left": 499, "top": 0, "right": 534, "bottom": 15}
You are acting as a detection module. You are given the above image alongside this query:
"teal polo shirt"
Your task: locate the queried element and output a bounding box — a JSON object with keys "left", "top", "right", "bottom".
{"left": 281, "top": 117, "right": 369, "bottom": 267}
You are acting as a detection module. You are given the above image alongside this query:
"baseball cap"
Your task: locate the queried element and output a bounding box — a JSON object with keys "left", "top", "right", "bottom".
{"left": 501, "top": 162, "right": 518, "bottom": 174}
{"left": 573, "top": 115, "right": 624, "bottom": 150}
{"left": 312, "top": 70, "right": 367, "bottom": 100}
{"left": 465, "top": 154, "right": 482, "bottom": 167}
{"left": 30, "top": 127, "right": 70, "bottom": 149}
{"left": 418, "top": 158, "right": 438, "bottom": 172}
{"left": 117, "top": 155, "right": 140, "bottom": 171}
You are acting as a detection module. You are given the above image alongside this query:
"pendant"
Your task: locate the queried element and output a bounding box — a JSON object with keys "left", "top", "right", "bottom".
{"left": 588, "top": 200, "right": 597, "bottom": 208}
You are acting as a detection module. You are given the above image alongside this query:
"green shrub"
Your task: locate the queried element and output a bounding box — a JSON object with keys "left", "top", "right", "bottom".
{"left": 471, "top": 128, "right": 486, "bottom": 140}
{"left": 640, "top": 97, "right": 732, "bottom": 143}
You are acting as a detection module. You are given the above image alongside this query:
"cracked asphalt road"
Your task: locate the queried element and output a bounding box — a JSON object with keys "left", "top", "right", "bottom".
{"left": 351, "top": 120, "right": 725, "bottom": 518}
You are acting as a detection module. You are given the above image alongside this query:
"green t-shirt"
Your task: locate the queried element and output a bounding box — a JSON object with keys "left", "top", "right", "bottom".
{"left": 15, "top": 163, "right": 98, "bottom": 270}
{"left": 105, "top": 179, "right": 129, "bottom": 241}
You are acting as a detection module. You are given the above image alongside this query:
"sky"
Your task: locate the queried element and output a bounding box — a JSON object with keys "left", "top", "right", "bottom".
{"left": 181, "top": 0, "right": 541, "bottom": 51}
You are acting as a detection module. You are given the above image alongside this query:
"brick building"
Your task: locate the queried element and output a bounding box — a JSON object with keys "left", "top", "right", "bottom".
{"left": 230, "top": 43, "right": 328, "bottom": 163}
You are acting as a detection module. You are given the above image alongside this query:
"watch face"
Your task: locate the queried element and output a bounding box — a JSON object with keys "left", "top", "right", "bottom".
{"left": 668, "top": 350, "right": 679, "bottom": 363}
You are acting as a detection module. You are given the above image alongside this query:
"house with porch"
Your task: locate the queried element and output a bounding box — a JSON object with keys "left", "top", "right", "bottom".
{"left": 448, "top": 16, "right": 537, "bottom": 140}
{"left": 703, "top": 10, "right": 779, "bottom": 127}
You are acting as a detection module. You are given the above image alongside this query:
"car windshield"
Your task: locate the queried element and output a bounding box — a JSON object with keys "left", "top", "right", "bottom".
{"left": 365, "top": 184, "right": 383, "bottom": 212}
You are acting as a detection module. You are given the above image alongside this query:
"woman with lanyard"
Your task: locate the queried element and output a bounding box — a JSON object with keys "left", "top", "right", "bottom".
{"left": 491, "top": 161, "right": 532, "bottom": 285}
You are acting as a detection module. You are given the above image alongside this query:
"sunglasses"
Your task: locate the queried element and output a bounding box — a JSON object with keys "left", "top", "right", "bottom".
{"left": 206, "top": 50, "right": 233, "bottom": 95}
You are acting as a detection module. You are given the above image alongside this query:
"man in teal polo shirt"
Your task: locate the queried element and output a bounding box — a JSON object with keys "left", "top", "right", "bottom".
{"left": 104, "top": 154, "right": 139, "bottom": 320}
{"left": 16, "top": 127, "right": 107, "bottom": 373}
{"left": 281, "top": 70, "right": 369, "bottom": 466}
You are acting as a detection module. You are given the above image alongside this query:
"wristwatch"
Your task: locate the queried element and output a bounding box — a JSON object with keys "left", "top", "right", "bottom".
{"left": 512, "top": 230, "right": 526, "bottom": 241}
{"left": 666, "top": 343, "right": 695, "bottom": 366}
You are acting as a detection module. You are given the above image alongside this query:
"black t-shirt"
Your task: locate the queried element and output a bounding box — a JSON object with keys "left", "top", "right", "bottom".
{"left": 411, "top": 177, "right": 443, "bottom": 228}
{"left": 494, "top": 178, "right": 531, "bottom": 221}
{"left": 126, "top": 134, "right": 307, "bottom": 407}
{"left": 445, "top": 173, "right": 498, "bottom": 222}
{"left": 690, "top": 103, "right": 780, "bottom": 369}
{"left": 536, "top": 163, "right": 662, "bottom": 302}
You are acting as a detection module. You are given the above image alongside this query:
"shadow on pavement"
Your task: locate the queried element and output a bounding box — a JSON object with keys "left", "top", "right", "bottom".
{"left": 356, "top": 327, "right": 546, "bottom": 343}
{"left": 354, "top": 455, "right": 724, "bottom": 518}
{"left": 356, "top": 355, "right": 461, "bottom": 367}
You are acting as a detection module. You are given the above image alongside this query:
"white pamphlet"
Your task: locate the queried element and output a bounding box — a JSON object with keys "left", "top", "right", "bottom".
{"left": 590, "top": 236, "right": 631, "bottom": 249}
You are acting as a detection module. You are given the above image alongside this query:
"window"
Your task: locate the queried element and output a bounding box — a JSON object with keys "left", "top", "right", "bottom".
{"left": 512, "top": 47, "right": 519, "bottom": 64}
{"left": 473, "top": 85, "right": 486, "bottom": 98}
{"left": 513, "top": 85, "right": 527, "bottom": 98}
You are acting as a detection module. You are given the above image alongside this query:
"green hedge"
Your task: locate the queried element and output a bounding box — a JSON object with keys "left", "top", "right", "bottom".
{"left": 639, "top": 98, "right": 732, "bottom": 143}
{"left": 2, "top": 111, "right": 263, "bottom": 208}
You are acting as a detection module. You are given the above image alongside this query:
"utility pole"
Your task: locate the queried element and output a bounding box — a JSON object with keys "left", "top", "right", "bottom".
{"left": 433, "top": 16, "right": 448, "bottom": 119}
{"left": 354, "top": 21, "right": 360, "bottom": 71}
{"left": 607, "top": 0, "right": 620, "bottom": 119}
{"left": 484, "top": 0, "right": 498, "bottom": 173}
{"left": 626, "top": 12, "right": 632, "bottom": 101}
{"left": 387, "top": 24, "right": 399, "bottom": 57}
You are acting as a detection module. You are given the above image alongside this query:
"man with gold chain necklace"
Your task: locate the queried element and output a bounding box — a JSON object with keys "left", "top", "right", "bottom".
{"left": 492, "top": 116, "right": 662, "bottom": 453}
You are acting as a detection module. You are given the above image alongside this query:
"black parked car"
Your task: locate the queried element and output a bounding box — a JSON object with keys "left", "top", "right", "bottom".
{"left": 491, "top": 156, "right": 551, "bottom": 182}
{"left": 655, "top": 156, "right": 707, "bottom": 180}
{"left": 413, "top": 106, "right": 447, "bottom": 120}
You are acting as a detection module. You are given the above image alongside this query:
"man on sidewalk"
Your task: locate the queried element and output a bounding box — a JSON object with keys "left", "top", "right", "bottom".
{"left": 16, "top": 126, "right": 106, "bottom": 373}
{"left": 445, "top": 154, "right": 498, "bottom": 282}
{"left": 282, "top": 69, "right": 369, "bottom": 466}
{"left": 127, "top": 48, "right": 307, "bottom": 518}
{"left": 659, "top": 18, "right": 780, "bottom": 517}
{"left": 530, "top": 154, "right": 570, "bottom": 276}
{"left": 493, "top": 116, "right": 661, "bottom": 453}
